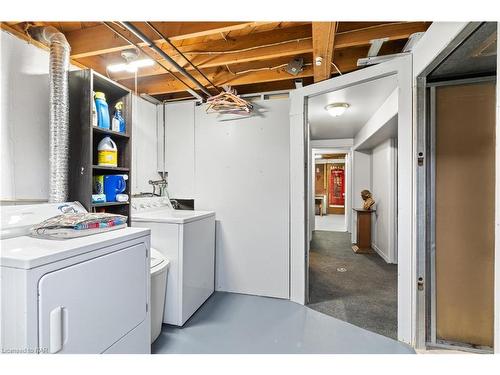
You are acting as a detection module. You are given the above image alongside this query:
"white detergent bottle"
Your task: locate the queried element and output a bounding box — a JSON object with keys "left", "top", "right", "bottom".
{"left": 97, "top": 137, "right": 118, "bottom": 167}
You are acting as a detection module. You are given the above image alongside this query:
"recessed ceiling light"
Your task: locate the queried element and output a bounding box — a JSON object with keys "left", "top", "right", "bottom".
{"left": 325, "top": 103, "right": 350, "bottom": 117}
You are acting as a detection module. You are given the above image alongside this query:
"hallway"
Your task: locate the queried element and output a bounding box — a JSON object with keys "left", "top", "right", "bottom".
{"left": 314, "top": 214, "right": 346, "bottom": 231}
{"left": 308, "top": 231, "right": 397, "bottom": 339}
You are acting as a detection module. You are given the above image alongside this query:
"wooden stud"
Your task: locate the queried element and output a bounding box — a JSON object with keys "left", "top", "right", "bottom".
{"left": 312, "top": 22, "right": 337, "bottom": 82}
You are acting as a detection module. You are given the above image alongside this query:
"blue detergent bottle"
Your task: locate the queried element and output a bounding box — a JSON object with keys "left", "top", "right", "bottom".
{"left": 94, "top": 91, "right": 110, "bottom": 129}
{"left": 111, "top": 101, "right": 126, "bottom": 133}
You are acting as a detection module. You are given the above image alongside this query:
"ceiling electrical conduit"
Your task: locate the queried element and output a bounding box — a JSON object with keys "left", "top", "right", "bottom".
{"left": 144, "top": 21, "right": 219, "bottom": 92}
{"left": 119, "top": 22, "right": 212, "bottom": 97}
{"left": 102, "top": 22, "right": 196, "bottom": 97}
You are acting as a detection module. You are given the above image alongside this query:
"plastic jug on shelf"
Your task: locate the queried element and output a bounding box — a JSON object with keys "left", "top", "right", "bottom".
{"left": 104, "top": 175, "right": 128, "bottom": 202}
{"left": 111, "top": 101, "right": 126, "bottom": 133}
{"left": 94, "top": 91, "right": 110, "bottom": 129}
{"left": 97, "top": 137, "right": 118, "bottom": 167}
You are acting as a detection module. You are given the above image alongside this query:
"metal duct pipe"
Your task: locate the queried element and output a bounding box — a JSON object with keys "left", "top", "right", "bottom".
{"left": 29, "top": 26, "right": 71, "bottom": 203}
{"left": 119, "top": 22, "right": 212, "bottom": 97}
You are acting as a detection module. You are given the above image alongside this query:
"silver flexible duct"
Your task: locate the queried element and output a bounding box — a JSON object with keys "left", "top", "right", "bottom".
{"left": 30, "top": 26, "right": 71, "bottom": 203}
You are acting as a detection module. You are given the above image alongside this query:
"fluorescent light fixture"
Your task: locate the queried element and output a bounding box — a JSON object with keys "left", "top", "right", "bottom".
{"left": 325, "top": 102, "right": 349, "bottom": 117}
{"left": 107, "top": 58, "right": 154, "bottom": 73}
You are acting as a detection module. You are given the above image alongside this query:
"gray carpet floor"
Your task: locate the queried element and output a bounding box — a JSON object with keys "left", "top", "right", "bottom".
{"left": 308, "top": 230, "right": 398, "bottom": 339}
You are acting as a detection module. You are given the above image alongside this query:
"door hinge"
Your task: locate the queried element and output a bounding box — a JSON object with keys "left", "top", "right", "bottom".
{"left": 417, "top": 277, "right": 424, "bottom": 291}
{"left": 417, "top": 152, "right": 424, "bottom": 166}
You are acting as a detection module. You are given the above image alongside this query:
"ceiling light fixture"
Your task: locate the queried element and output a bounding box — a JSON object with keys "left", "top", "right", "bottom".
{"left": 325, "top": 103, "right": 350, "bottom": 117}
{"left": 107, "top": 49, "right": 154, "bottom": 73}
{"left": 107, "top": 58, "right": 154, "bottom": 73}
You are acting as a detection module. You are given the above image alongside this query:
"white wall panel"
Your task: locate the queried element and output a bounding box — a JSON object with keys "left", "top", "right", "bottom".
{"left": 132, "top": 97, "right": 158, "bottom": 195}
{"left": 371, "top": 138, "right": 397, "bottom": 263}
{"left": 0, "top": 31, "right": 78, "bottom": 201}
{"left": 351, "top": 150, "right": 371, "bottom": 243}
{"left": 165, "top": 101, "right": 196, "bottom": 199}
{"left": 194, "top": 99, "right": 290, "bottom": 299}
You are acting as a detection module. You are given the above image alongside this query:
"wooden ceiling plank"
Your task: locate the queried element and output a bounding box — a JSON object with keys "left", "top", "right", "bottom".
{"left": 335, "top": 21, "right": 430, "bottom": 49}
{"left": 312, "top": 22, "right": 337, "bottom": 82}
{"left": 73, "top": 22, "right": 428, "bottom": 81}
{"left": 79, "top": 24, "right": 313, "bottom": 80}
{"left": 67, "top": 22, "right": 270, "bottom": 59}
{"left": 120, "top": 46, "right": 375, "bottom": 95}
{"left": 103, "top": 38, "right": 313, "bottom": 81}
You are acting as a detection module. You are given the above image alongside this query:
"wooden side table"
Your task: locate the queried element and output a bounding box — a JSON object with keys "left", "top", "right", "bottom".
{"left": 352, "top": 208, "right": 375, "bottom": 254}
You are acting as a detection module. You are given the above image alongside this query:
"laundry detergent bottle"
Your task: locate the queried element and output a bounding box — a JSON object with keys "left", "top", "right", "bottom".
{"left": 111, "top": 101, "right": 126, "bottom": 133}
{"left": 97, "top": 136, "right": 118, "bottom": 167}
{"left": 92, "top": 91, "right": 98, "bottom": 127}
{"left": 94, "top": 91, "right": 110, "bottom": 129}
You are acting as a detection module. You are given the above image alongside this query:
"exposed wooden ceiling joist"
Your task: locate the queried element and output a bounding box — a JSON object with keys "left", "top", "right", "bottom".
{"left": 121, "top": 44, "right": 377, "bottom": 95}
{"left": 76, "top": 22, "right": 429, "bottom": 84}
{"left": 334, "top": 21, "right": 430, "bottom": 49}
{"left": 124, "top": 64, "right": 313, "bottom": 95}
{"left": 1, "top": 21, "right": 432, "bottom": 97}
{"left": 98, "top": 25, "right": 313, "bottom": 81}
{"left": 312, "top": 22, "right": 337, "bottom": 82}
{"left": 67, "top": 22, "right": 269, "bottom": 59}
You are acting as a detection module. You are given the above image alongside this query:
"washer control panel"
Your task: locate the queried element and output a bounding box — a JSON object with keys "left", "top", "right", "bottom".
{"left": 131, "top": 197, "right": 173, "bottom": 213}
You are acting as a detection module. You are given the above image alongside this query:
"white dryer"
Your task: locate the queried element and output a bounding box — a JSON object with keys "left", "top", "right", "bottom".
{"left": 0, "top": 202, "right": 151, "bottom": 354}
{"left": 131, "top": 197, "right": 215, "bottom": 326}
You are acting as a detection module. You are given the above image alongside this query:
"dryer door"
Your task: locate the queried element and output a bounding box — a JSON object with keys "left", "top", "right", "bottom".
{"left": 38, "top": 243, "right": 148, "bottom": 353}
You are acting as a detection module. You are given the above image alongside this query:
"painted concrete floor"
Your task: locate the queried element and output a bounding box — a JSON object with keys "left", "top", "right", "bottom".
{"left": 315, "top": 214, "right": 346, "bottom": 232}
{"left": 152, "top": 292, "right": 414, "bottom": 354}
{"left": 308, "top": 231, "right": 398, "bottom": 339}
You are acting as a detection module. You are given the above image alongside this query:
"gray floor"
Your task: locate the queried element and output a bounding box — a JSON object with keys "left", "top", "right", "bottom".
{"left": 152, "top": 292, "right": 413, "bottom": 354}
{"left": 308, "top": 230, "right": 398, "bottom": 339}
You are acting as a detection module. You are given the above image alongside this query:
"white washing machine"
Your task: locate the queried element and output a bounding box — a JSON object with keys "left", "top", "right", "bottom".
{"left": 131, "top": 197, "right": 215, "bottom": 326}
{"left": 0, "top": 202, "right": 151, "bottom": 354}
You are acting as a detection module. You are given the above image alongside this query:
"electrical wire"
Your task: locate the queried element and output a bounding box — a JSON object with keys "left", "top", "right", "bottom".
{"left": 227, "top": 62, "right": 312, "bottom": 76}
{"left": 181, "top": 22, "right": 408, "bottom": 56}
{"left": 331, "top": 61, "right": 343, "bottom": 75}
{"left": 184, "top": 37, "right": 312, "bottom": 55}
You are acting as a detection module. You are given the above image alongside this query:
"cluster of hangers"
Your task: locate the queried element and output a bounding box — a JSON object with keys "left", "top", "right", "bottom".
{"left": 206, "top": 86, "right": 254, "bottom": 115}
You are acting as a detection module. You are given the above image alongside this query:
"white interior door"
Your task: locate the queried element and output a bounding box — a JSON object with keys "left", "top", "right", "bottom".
{"left": 38, "top": 244, "right": 148, "bottom": 354}
{"left": 289, "top": 55, "right": 413, "bottom": 344}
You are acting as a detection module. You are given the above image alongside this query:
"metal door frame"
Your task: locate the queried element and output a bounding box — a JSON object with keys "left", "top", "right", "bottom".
{"left": 415, "top": 21, "right": 496, "bottom": 353}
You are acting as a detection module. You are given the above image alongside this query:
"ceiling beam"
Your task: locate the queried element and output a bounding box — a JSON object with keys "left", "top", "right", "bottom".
{"left": 119, "top": 45, "right": 373, "bottom": 95}
{"left": 312, "top": 22, "right": 337, "bottom": 82}
{"left": 96, "top": 25, "right": 313, "bottom": 81}
{"left": 67, "top": 22, "right": 269, "bottom": 59}
{"left": 334, "top": 21, "right": 430, "bottom": 49}
{"left": 73, "top": 22, "right": 429, "bottom": 81}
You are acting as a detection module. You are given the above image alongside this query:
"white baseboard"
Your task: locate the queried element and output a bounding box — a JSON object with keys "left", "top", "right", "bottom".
{"left": 372, "top": 243, "right": 393, "bottom": 264}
